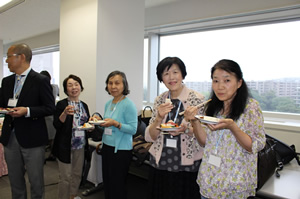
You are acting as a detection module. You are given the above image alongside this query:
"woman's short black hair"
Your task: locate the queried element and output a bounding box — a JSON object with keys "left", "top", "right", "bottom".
{"left": 105, "top": 70, "right": 130, "bottom": 95}
{"left": 206, "top": 59, "right": 250, "bottom": 121}
{"left": 156, "top": 57, "right": 187, "bottom": 82}
{"left": 40, "top": 70, "right": 51, "bottom": 80}
{"left": 63, "top": 74, "right": 84, "bottom": 96}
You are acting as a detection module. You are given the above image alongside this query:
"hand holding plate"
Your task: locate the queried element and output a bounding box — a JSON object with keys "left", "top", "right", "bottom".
{"left": 8, "top": 107, "right": 27, "bottom": 117}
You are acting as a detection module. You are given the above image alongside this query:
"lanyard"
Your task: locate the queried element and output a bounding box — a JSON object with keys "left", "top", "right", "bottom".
{"left": 107, "top": 95, "right": 124, "bottom": 118}
{"left": 215, "top": 129, "right": 225, "bottom": 154}
{"left": 168, "top": 92, "right": 182, "bottom": 123}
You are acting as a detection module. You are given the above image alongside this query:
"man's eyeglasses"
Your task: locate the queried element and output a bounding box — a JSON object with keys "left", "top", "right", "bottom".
{"left": 6, "top": 54, "right": 20, "bottom": 58}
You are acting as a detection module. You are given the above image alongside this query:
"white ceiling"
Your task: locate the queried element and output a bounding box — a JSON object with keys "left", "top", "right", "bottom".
{"left": 0, "top": 0, "right": 180, "bottom": 45}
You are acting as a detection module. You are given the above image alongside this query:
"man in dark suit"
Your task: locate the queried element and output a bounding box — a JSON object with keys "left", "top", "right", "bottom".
{"left": 0, "top": 43, "right": 56, "bottom": 199}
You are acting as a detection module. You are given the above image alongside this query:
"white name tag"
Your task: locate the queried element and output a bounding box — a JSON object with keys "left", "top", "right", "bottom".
{"left": 75, "top": 130, "right": 84, "bottom": 137}
{"left": 166, "top": 138, "right": 177, "bottom": 148}
{"left": 8, "top": 98, "right": 17, "bottom": 107}
{"left": 104, "top": 128, "right": 112, "bottom": 136}
{"left": 208, "top": 154, "right": 221, "bottom": 167}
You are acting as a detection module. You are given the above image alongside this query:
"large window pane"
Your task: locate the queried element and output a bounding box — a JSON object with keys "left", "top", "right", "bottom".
{"left": 143, "top": 38, "right": 148, "bottom": 101}
{"left": 3, "top": 51, "right": 60, "bottom": 86}
{"left": 159, "top": 20, "right": 300, "bottom": 114}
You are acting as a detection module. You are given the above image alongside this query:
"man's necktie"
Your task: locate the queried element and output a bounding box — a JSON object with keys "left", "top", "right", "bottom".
{"left": 15, "top": 75, "right": 24, "bottom": 99}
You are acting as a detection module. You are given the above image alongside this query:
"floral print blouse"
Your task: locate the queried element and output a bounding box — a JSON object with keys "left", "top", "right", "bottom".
{"left": 70, "top": 101, "right": 89, "bottom": 150}
{"left": 198, "top": 98, "right": 266, "bottom": 199}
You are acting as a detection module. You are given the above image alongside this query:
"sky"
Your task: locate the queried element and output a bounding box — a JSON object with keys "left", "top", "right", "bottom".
{"left": 159, "top": 20, "right": 300, "bottom": 82}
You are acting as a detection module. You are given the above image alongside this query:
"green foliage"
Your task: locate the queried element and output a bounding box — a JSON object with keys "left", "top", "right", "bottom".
{"left": 250, "top": 89, "right": 300, "bottom": 113}
{"left": 202, "top": 91, "right": 211, "bottom": 100}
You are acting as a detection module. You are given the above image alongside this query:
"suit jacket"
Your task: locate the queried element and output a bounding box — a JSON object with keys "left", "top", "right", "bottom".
{"left": 0, "top": 69, "right": 56, "bottom": 148}
{"left": 52, "top": 98, "right": 90, "bottom": 163}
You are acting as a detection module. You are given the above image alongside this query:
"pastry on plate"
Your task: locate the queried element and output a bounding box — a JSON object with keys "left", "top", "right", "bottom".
{"left": 160, "top": 120, "right": 178, "bottom": 128}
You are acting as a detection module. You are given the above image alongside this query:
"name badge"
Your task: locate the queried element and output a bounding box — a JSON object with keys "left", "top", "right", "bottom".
{"left": 8, "top": 98, "right": 17, "bottom": 107}
{"left": 104, "top": 128, "right": 112, "bottom": 136}
{"left": 208, "top": 154, "right": 221, "bottom": 167}
{"left": 166, "top": 138, "right": 177, "bottom": 148}
{"left": 75, "top": 130, "right": 84, "bottom": 137}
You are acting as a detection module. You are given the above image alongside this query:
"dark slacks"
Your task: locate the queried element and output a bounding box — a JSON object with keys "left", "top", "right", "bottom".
{"left": 101, "top": 144, "right": 132, "bottom": 199}
{"left": 147, "top": 166, "right": 200, "bottom": 199}
{"left": 4, "top": 131, "right": 45, "bottom": 199}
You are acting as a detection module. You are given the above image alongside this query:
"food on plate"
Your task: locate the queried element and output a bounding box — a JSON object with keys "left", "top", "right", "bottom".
{"left": 0, "top": 108, "right": 14, "bottom": 112}
{"left": 160, "top": 120, "right": 178, "bottom": 128}
{"left": 92, "top": 117, "right": 99, "bottom": 122}
{"left": 82, "top": 123, "right": 93, "bottom": 128}
{"left": 0, "top": 108, "right": 12, "bottom": 111}
{"left": 165, "top": 98, "right": 172, "bottom": 105}
{"left": 195, "top": 115, "right": 220, "bottom": 124}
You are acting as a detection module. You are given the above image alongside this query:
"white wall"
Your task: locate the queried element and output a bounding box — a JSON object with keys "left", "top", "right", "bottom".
{"left": 0, "top": 41, "right": 3, "bottom": 79}
{"left": 60, "top": 0, "right": 144, "bottom": 114}
{"left": 96, "top": 0, "right": 145, "bottom": 114}
{"left": 60, "top": 0, "right": 98, "bottom": 112}
{"left": 3, "top": 30, "right": 60, "bottom": 54}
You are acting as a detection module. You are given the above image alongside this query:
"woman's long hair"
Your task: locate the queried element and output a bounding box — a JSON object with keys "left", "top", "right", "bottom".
{"left": 205, "top": 59, "right": 251, "bottom": 121}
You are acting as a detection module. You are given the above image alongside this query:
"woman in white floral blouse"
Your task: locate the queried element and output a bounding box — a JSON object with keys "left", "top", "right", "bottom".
{"left": 145, "top": 57, "right": 205, "bottom": 199}
{"left": 184, "top": 59, "right": 266, "bottom": 199}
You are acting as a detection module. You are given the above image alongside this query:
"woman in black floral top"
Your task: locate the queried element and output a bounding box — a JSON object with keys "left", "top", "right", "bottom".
{"left": 145, "top": 57, "right": 205, "bottom": 199}
{"left": 52, "top": 74, "right": 91, "bottom": 199}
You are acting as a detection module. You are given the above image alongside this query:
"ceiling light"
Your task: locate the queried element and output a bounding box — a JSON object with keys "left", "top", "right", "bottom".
{"left": 0, "top": 0, "right": 25, "bottom": 14}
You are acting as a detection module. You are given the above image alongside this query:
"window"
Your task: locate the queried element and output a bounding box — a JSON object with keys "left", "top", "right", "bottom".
{"left": 143, "top": 5, "right": 300, "bottom": 122}
{"left": 3, "top": 45, "right": 60, "bottom": 86}
{"left": 158, "top": 21, "right": 300, "bottom": 114}
{"left": 143, "top": 38, "right": 148, "bottom": 101}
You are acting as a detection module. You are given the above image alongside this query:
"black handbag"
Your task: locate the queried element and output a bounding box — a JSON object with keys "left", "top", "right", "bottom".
{"left": 257, "top": 137, "right": 279, "bottom": 190}
{"left": 134, "top": 116, "right": 147, "bottom": 138}
{"left": 266, "top": 134, "right": 300, "bottom": 165}
{"left": 138, "top": 106, "right": 152, "bottom": 126}
{"left": 132, "top": 135, "right": 152, "bottom": 166}
{"left": 257, "top": 134, "right": 300, "bottom": 190}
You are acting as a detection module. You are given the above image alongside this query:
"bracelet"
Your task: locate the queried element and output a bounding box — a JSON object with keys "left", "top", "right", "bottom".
{"left": 185, "top": 127, "right": 189, "bottom": 134}
{"left": 185, "top": 122, "right": 191, "bottom": 134}
{"left": 117, "top": 122, "right": 121, "bottom": 129}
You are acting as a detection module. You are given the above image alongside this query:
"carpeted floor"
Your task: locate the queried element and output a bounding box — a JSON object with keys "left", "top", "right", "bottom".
{"left": 0, "top": 151, "right": 149, "bottom": 199}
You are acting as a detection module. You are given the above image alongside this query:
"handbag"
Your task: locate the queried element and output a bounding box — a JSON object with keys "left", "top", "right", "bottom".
{"left": 132, "top": 135, "right": 152, "bottom": 166}
{"left": 134, "top": 116, "right": 147, "bottom": 138}
{"left": 257, "top": 134, "right": 300, "bottom": 190}
{"left": 138, "top": 106, "right": 152, "bottom": 126}
{"left": 257, "top": 137, "right": 279, "bottom": 190}
{"left": 266, "top": 134, "right": 300, "bottom": 165}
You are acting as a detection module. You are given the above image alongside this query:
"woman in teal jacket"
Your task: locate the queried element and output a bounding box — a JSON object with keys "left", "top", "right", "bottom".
{"left": 99, "top": 70, "right": 137, "bottom": 199}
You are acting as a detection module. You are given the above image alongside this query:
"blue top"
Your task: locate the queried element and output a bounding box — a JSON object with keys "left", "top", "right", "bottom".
{"left": 102, "top": 97, "right": 138, "bottom": 153}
